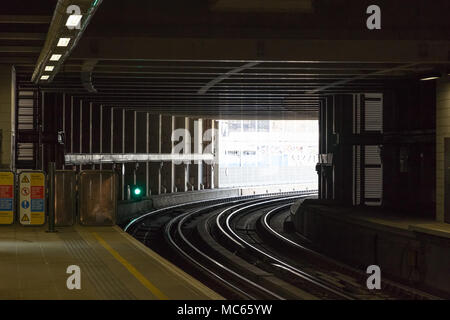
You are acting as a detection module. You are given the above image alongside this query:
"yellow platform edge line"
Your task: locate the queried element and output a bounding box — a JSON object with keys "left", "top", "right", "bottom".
{"left": 114, "top": 226, "right": 224, "bottom": 300}
{"left": 92, "top": 232, "right": 169, "bottom": 300}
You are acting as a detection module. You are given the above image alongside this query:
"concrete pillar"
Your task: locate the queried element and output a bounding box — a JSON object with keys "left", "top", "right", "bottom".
{"left": 174, "top": 116, "right": 189, "bottom": 192}
{"left": 91, "top": 103, "right": 101, "bottom": 166}
{"left": 41, "top": 92, "right": 65, "bottom": 171}
{"left": 100, "top": 105, "right": 113, "bottom": 170}
{"left": 161, "top": 115, "right": 174, "bottom": 193}
{"left": 135, "top": 111, "right": 148, "bottom": 195}
{"left": 213, "top": 120, "right": 219, "bottom": 189}
{"left": 0, "top": 65, "right": 16, "bottom": 170}
{"left": 333, "top": 94, "right": 354, "bottom": 205}
{"left": 204, "top": 120, "right": 220, "bottom": 189}
{"left": 185, "top": 117, "right": 191, "bottom": 190}
{"left": 111, "top": 107, "right": 125, "bottom": 199}
{"left": 436, "top": 78, "right": 450, "bottom": 223}
{"left": 71, "top": 97, "right": 81, "bottom": 171}
{"left": 318, "top": 96, "right": 335, "bottom": 200}
{"left": 148, "top": 114, "right": 161, "bottom": 195}
{"left": 63, "top": 94, "right": 72, "bottom": 170}
{"left": 202, "top": 119, "right": 213, "bottom": 189}
{"left": 189, "top": 118, "right": 203, "bottom": 190}
{"left": 124, "top": 110, "right": 135, "bottom": 196}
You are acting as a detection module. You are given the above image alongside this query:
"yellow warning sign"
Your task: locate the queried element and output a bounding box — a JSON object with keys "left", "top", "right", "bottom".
{"left": 0, "top": 171, "right": 14, "bottom": 225}
{"left": 19, "top": 172, "right": 45, "bottom": 226}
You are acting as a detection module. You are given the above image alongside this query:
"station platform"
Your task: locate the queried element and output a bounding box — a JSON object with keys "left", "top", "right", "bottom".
{"left": 290, "top": 200, "right": 450, "bottom": 298}
{"left": 0, "top": 224, "right": 223, "bottom": 300}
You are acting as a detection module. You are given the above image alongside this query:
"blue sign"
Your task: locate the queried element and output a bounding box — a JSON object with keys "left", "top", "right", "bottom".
{"left": 21, "top": 200, "right": 30, "bottom": 209}
{"left": 0, "top": 199, "right": 13, "bottom": 211}
{"left": 31, "top": 199, "right": 44, "bottom": 212}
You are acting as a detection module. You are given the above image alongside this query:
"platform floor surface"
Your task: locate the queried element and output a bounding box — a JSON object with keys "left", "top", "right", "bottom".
{"left": 306, "top": 204, "right": 450, "bottom": 238}
{"left": 0, "top": 224, "right": 223, "bottom": 300}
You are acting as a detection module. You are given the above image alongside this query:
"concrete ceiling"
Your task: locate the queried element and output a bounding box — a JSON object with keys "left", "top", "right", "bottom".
{"left": 0, "top": 1, "right": 55, "bottom": 66}
{"left": 7, "top": 0, "right": 450, "bottom": 119}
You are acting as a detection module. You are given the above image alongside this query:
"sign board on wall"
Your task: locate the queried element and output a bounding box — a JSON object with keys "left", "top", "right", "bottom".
{"left": 19, "top": 171, "right": 46, "bottom": 226}
{"left": 0, "top": 171, "right": 14, "bottom": 225}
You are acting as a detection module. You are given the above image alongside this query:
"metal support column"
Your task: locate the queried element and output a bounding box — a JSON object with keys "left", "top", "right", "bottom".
{"left": 47, "top": 162, "right": 56, "bottom": 233}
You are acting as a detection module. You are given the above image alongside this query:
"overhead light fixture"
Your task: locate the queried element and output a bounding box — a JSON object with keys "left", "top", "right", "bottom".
{"left": 57, "top": 37, "right": 71, "bottom": 47}
{"left": 50, "top": 54, "right": 62, "bottom": 61}
{"left": 66, "top": 14, "right": 82, "bottom": 28}
{"left": 420, "top": 76, "right": 440, "bottom": 81}
{"left": 45, "top": 66, "right": 54, "bottom": 72}
{"left": 40, "top": 75, "right": 49, "bottom": 80}
{"left": 420, "top": 72, "right": 441, "bottom": 81}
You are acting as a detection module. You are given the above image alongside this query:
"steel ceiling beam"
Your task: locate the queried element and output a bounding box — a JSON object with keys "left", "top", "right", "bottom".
{"left": 0, "top": 46, "right": 41, "bottom": 53}
{"left": 71, "top": 37, "right": 450, "bottom": 63}
{"left": 197, "top": 61, "right": 260, "bottom": 94}
{"left": 0, "top": 33, "right": 47, "bottom": 40}
{"left": 306, "top": 62, "right": 420, "bottom": 94}
{"left": 31, "top": 0, "right": 103, "bottom": 83}
{"left": 0, "top": 15, "right": 52, "bottom": 24}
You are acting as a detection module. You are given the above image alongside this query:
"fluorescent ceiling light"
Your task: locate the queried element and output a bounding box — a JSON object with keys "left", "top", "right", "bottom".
{"left": 420, "top": 72, "right": 441, "bottom": 81}
{"left": 40, "top": 75, "right": 49, "bottom": 80}
{"left": 44, "top": 66, "right": 54, "bottom": 71}
{"left": 66, "top": 14, "right": 82, "bottom": 27}
{"left": 57, "top": 37, "right": 71, "bottom": 47}
{"left": 420, "top": 76, "right": 440, "bottom": 81}
{"left": 50, "top": 54, "right": 62, "bottom": 61}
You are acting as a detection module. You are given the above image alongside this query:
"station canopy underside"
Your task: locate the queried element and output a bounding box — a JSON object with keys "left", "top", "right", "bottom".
{"left": 2, "top": 0, "right": 450, "bottom": 119}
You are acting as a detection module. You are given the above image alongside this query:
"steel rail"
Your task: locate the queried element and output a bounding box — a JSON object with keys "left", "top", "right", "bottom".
{"left": 261, "top": 204, "right": 442, "bottom": 300}
{"left": 164, "top": 203, "right": 285, "bottom": 300}
{"left": 218, "top": 198, "right": 355, "bottom": 300}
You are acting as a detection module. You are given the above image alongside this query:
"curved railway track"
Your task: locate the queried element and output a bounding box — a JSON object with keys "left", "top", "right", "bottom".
{"left": 124, "top": 191, "right": 440, "bottom": 300}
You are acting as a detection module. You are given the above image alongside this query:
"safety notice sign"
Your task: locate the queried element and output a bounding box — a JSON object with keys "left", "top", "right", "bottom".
{"left": 0, "top": 171, "right": 14, "bottom": 225}
{"left": 19, "top": 171, "right": 45, "bottom": 225}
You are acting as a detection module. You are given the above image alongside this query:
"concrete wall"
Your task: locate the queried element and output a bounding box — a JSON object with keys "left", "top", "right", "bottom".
{"left": 117, "top": 184, "right": 308, "bottom": 225}
{"left": 117, "top": 199, "right": 154, "bottom": 226}
{"left": 0, "top": 65, "right": 15, "bottom": 169}
{"left": 292, "top": 202, "right": 450, "bottom": 296}
{"left": 151, "top": 188, "right": 240, "bottom": 209}
{"left": 436, "top": 78, "right": 450, "bottom": 222}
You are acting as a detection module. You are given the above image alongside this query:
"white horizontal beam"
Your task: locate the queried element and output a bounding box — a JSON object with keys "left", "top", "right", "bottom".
{"left": 65, "top": 153, "right": 214, "bottom": 165}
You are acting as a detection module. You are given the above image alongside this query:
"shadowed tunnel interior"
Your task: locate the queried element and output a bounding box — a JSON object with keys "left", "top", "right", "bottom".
{"left": 0, "top": 0, "right": 449, "bottom": 303}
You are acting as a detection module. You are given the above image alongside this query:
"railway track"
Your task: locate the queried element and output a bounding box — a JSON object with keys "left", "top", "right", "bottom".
{"left": 258, "top": 204, "right": 441, "bottom": 300}
{"left": 124, "top": 192, "right": 440, "bottom": 300}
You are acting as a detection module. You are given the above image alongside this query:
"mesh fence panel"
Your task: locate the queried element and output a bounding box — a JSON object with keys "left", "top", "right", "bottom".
{"left": 55, "top": 171, "right": 76, "bottom": 226}
{"left": 79, "top": 171, "right": 117, "bottom": 226}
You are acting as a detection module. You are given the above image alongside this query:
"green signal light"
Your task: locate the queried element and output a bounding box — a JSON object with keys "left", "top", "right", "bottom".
{"left": 131, "top": 185, "right": 144, "bottom": 200}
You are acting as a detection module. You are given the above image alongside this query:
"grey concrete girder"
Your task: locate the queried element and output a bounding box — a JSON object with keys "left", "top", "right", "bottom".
{"left": 72, "top": 38, "right": 450, "bottom": 64}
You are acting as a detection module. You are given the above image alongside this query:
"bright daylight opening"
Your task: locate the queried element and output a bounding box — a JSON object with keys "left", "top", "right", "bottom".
{"left": 218, "top": 120, "right": 318, "bottom": 190}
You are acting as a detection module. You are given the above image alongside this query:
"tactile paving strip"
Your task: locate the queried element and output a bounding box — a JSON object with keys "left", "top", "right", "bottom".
{"left": 61, "top": 233, "right": 137, "bottom": 300}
